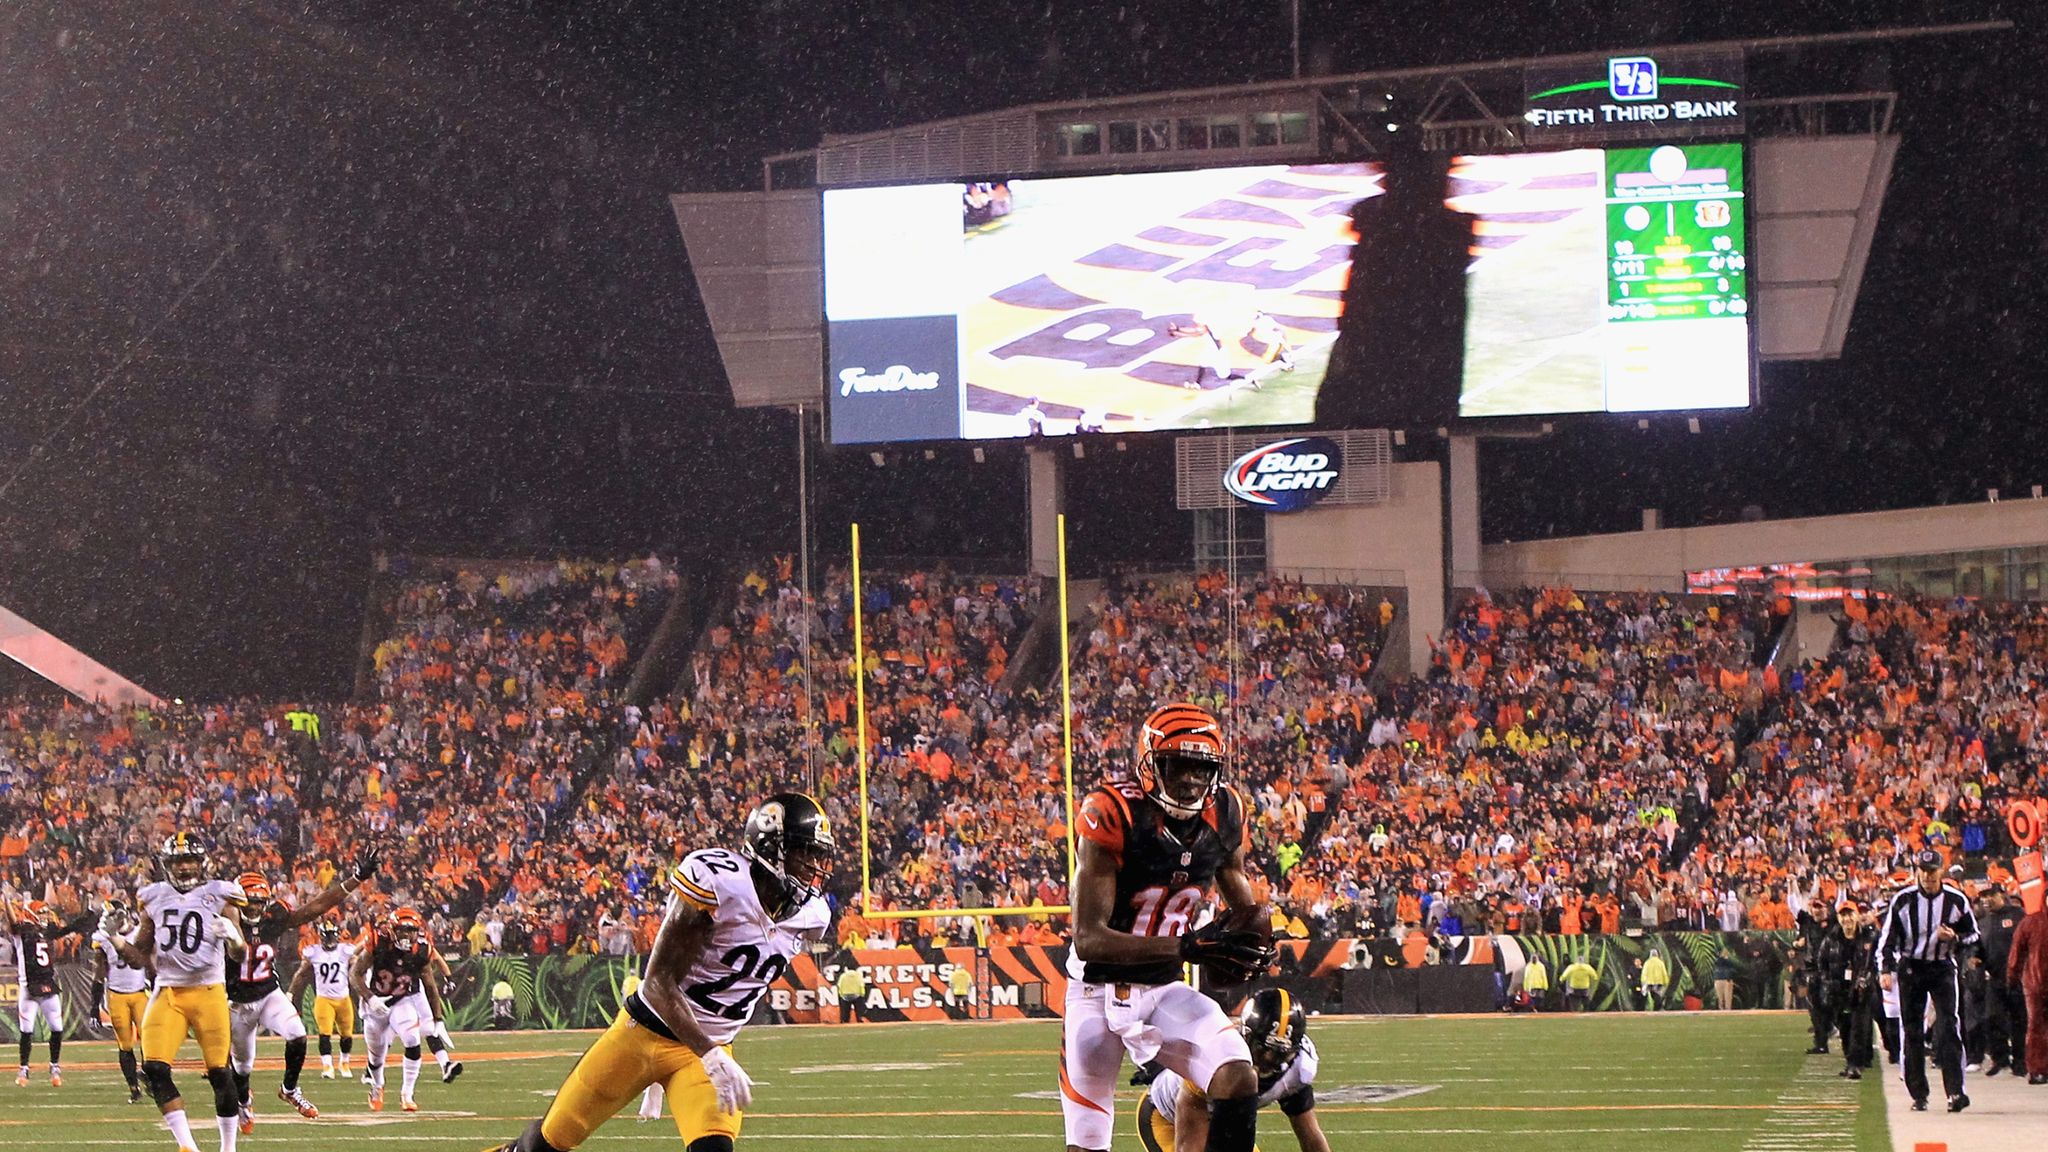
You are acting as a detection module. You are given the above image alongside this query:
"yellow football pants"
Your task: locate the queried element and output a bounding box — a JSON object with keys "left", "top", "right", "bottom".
{"left": 107, "top": 990, "right": 150, "bottom": 1051}
{"left": 540, "top": 1008, "right": 742, "bottom": 1148}
{"left": 140, "top": 984, "right": 232, "bottom": 1068}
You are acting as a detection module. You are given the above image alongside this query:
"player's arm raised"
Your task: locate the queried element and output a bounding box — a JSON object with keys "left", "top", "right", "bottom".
{"left": 282, "top": 850, "right": 379, "bottom": 929}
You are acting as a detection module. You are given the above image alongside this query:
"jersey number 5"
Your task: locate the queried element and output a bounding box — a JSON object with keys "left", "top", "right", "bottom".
{"left": 685, "top": 944, "right": 786, "bottom": 1022}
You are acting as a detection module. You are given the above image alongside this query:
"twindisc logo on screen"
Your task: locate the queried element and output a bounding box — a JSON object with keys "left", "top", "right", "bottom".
{"left": 1224, "top": 437, "right": 1342, "bottom": 512}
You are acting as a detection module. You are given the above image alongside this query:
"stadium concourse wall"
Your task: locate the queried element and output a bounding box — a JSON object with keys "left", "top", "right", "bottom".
{"left": 4, "top": 931, "right": 1796, "bottom": 1040}
{"left": 1478, "top": 492, "right": 2048, "bottom": 593}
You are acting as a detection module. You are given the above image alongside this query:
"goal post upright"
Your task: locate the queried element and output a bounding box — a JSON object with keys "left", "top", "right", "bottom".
{"left": 853, "top": 521, "right": 872, "bottom": 916}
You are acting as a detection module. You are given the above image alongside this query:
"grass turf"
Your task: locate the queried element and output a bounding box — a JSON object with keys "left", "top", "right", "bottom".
{"left": 1, "top": 1012, "right": 1885, "bottom": 1152}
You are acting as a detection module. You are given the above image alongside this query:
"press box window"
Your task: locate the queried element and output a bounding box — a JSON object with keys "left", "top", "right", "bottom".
{"left": 1057, "top": 123, "right": 1101, "bottom": 157}
{"left": 1107, "top": 121, "right": 1139, "bottom": 154}
{"left": 1138, "top": 119, "right": 1171, "bottom": 153}
{"left": 1251, "top": 111, "right": 1311, "bottom": 147}
{"left": 1177, "top": 118, "right": 1209, "bottom": 150}
{"left": 1210, "top": 118, "right": 1242, "bottom": 149}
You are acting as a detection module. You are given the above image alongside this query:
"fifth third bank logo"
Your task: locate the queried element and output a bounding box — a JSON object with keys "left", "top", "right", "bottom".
{"left": 839, "top": 365, "right": 941, "bottom": 397}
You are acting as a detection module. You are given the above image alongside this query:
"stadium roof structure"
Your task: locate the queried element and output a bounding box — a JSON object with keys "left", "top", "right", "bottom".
{"left": 672, "top": 21, "right": 2007, "bottom": 410}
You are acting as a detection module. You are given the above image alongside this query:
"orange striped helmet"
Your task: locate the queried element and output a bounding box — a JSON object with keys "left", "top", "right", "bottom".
{"left": 389, "top": 906, "right": 425, "bottom": 933}
{"left": 237, "top": 872, "right": 272, "bottom": 903}
{"left": 1136, "top": 702, "right": 1226, "bottom": 818}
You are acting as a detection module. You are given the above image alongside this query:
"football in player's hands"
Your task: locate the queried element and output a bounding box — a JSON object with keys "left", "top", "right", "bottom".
{"left": 1178, "top": 904, "right": 1276, "bottom": 984}
{"left": 699, "top": 1047, "right": 752, "bottom": 1114}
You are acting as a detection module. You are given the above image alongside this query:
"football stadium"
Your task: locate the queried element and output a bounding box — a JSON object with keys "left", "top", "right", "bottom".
{"left": 2, "top": 8, "right": 2043, "bottom": 1152}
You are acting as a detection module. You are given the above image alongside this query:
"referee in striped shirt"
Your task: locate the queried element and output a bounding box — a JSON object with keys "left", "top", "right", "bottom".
{"left": 1877, "top": 850, "right": 1981, "bottom": 1112}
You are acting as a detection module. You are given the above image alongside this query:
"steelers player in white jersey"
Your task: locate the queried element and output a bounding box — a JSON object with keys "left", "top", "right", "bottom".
{"left": 114, "top": 832, "right": 250, "bottom": 1152}
{"left": 1136, "top": 990, "right": 1330, "bottom": 1152}
{"left": 490, "top": 793, "right": 835, "bottom": 1152}
{"left": 91, "top": 898, "right": 155, "bottom": 1103}
{"left": 286, "top": 918, "right": 359, "bottom": 1080}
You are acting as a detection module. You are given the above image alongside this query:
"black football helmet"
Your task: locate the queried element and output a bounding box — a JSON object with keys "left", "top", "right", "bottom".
{"left": 740, "top": 792, "right": 837, "bottom": 912}
{"left": 159, "top": 831, "right": 210, "bottom": 893}
{"left": 1239, "top": 987, "right": 1308, "bottom": 1079}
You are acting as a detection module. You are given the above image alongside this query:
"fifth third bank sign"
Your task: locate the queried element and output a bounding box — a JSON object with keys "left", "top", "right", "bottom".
{"left": 1524, "top": 50, "right": 1744, "bottom": 144}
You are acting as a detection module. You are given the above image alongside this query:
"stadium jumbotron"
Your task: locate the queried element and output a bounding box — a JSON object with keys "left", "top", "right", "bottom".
{"left": 3, "top": 9, "right": 2045, "bottom": 1152}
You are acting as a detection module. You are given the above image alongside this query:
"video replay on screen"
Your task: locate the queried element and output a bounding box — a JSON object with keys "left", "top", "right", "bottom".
{"left": 822, "top": 162, "right": 1384, "bottom": 445}
{"left": 1450, "top": 141, "right": 1751, "bottom": 419}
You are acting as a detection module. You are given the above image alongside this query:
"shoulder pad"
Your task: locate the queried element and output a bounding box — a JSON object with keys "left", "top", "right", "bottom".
{"left": 672, "top": 848, "right": 745, "bottom": 910}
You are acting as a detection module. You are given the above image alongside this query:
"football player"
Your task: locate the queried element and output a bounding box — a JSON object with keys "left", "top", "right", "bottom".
{"left": 285, "top": 918, "right": 358, "bottom": 1080}
{"left": 7, "top": 896, "right": 93, "bottom": 1087}
{"left": 1062, "top": 703, "right": 1276, "bottom": 1152}
{"left": 406, "top": 939, "right": 463, "bottom": 1083}
{"left": 115, "top": 832, "right": 252, "bottom": 1152}
{"left": 91, "top": 898, "right": 155, "bottom": 1102}
{"left": 1136, "top": 990, "right": 1330, "bottom": 1152}
{"left": 225, "top": 855, "right": 377, "bottom": 1129}
{"left": 488, "top": 792, "right": 836, "bottom": 1152}
{"left": 349, "top": 906, "right": 452, "bottom": 1112}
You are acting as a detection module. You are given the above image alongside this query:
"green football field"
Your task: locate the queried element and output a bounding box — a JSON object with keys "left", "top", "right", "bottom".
{"left": 3, "top": 1013, "right": 1886, "bottom": 1152}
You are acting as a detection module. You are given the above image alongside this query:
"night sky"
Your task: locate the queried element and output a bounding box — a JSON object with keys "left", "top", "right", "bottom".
{"left": 1, "top": 1, "right": 2041, "bottom": 699}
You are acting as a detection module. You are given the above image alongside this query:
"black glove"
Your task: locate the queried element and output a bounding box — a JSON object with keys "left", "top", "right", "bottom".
{"left": 353, "top": 848, "right": 381, "bottom": 884}
{"left": 1129, "top": 1060, "right": 1166, "bottom": 1087}
{"left": 1178, "top": 919, "right": 1275, "bottom": 983}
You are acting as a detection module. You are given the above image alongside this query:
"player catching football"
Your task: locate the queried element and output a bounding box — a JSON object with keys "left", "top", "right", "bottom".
{"left": 489, "top": 792, "right": 834, "bottom": 1152}
{"left": 1062, "top": 702, "right": 1276, "bottom": 1152}
{"left": 1137, "top": 989, "right": 1330, "bottom": 1152}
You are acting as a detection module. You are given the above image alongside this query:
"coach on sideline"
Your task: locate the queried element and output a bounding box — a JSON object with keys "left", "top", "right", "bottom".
{"left": 1877, "top": 849, "right": 1981, "bottom": 1113}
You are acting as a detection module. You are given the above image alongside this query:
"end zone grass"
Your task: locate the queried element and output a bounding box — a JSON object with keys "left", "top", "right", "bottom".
{"left": 2, "top": 1013, "right": 1884, "bottom": 1152}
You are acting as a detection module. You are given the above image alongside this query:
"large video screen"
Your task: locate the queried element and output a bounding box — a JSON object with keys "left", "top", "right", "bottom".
{"left": 823, "top": 163, "right": 1383, "bottom": 444}
{"left": 1451, "top": 142, "right": 1750, "bottom": 418}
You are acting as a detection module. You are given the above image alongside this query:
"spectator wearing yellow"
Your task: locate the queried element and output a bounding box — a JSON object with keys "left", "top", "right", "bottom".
{"left": 1561, "top": 958, "right": 1599, "bottom": 1012}
{"left": 1641, "top": 950, "right": 1671, "bottom": 1011}
{"left": 1523, "top": 955, "right": 1549, "bottom": 1011}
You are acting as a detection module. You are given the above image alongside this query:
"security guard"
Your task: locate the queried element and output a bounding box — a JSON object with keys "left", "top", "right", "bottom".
{"left": 1877, "top": 850, "right": 1981, "bottom": 1112}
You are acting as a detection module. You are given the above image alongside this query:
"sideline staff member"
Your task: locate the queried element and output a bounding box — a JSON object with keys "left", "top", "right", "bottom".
{"left": 1877, "top": 850, "right": 1980, "bottom": 1113}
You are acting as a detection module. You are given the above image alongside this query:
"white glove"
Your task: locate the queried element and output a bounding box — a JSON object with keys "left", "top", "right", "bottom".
{"left": 214, "top": 915, "right": 247, "bottom": 957}
{"left": 698, "top": 1046, "right": 752, "bottom": 1114}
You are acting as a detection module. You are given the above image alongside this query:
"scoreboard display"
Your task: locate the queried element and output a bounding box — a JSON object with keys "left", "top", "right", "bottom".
{"left": 1453, "top": 141, "right": 1751, "bottom": 419}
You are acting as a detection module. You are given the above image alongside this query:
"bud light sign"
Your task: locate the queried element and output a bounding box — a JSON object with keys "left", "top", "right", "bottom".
{"left": 1223, "top": 436, "right": 1342, "bottom": 512}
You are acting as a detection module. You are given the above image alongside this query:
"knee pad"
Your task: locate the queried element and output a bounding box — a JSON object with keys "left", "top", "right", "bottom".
{"left": 686, "top": 1138, "right": 735, "bottom": 1152}
{"left": 205, "top": 1066, "right": 239, "bottom": 1117}
{"left": 143, "top": 1061, "right": 181, "bottom": 1108}
{"left": 340, "top": 1036, "right": 354, "bottom": 1052}
{"left": 1206, "top": 1093, "right": 1259, "bottom": 1152}
{"left": 318, "top": 1036, "right": 333, "bottom": 1055}
{"left": 403, "top": 1045, "right": 422, "bottom": 1062}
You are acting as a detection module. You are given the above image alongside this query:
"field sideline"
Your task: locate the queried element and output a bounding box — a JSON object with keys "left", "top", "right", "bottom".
{"left": 0, "top": 1012, "right": 1885, "bottom": 1152}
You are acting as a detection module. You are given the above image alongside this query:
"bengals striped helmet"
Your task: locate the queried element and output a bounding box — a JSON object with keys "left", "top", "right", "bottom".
{"left": 389, "top": 906, "right": 425, "bottom": 938}
{"left": 1135, "top": 702, "right": 1226, "bottom": 818}
{"left": 237, "top": 872, "right": 272, "bottom": 903}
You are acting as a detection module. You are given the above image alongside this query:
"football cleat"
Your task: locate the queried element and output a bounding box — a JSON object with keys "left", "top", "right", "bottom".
{"left": 368, "top": 1084, "right": 384, "bottom": 1112}
{"left": 401, "top": 1096, "right": 418, "bottom": 1113}
{"left": 320, "top": 1067, "right": 336, "bottom": 1080}
{"left": 47, "top": 1069, "right": 61, "bottom": 1087}
{"left": 441, "top": 1060, "right": 464, "bottom": 1083}
{"left": 14, "top": 1068, "right": 26, "bottom": 1087}
{"left": 279, "top": 1085, "right": 319, "bottom": 1119}
{"left": 238, "top": 1105, "right": 254, "bottom": 1136}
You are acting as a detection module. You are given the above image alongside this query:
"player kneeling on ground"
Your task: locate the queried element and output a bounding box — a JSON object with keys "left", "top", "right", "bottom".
{"left": 489, "top": 792, "right": 835, "bottom": 1152}
{"left": 226, "top": 854, "right": 377, "bottom": 1130}
{"left": 1062, "top": 703, "right": 1277, "bottom": 1152}
{"left": 1137, "top": 990, "right": 1330, "bottom": 1152}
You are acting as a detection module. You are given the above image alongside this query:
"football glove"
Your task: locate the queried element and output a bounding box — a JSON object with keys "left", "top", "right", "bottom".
{"left": 353, "top": 847, "right": 382, "bottom": 883}
{"left": 1178, "top": 919, "right": 1275, "bottom": 984}
{"left": 699, "top": 1046, "right": 753, "bottom": 1114}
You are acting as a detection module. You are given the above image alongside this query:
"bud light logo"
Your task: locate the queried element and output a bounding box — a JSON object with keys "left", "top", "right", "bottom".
{"left": 1223, "top": 436, "right": 1342, "bottom": 512}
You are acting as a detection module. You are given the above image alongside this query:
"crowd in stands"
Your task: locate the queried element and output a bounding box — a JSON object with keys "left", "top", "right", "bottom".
{"left": 5, "top": 547, "right": 2046, "bottom": 962}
